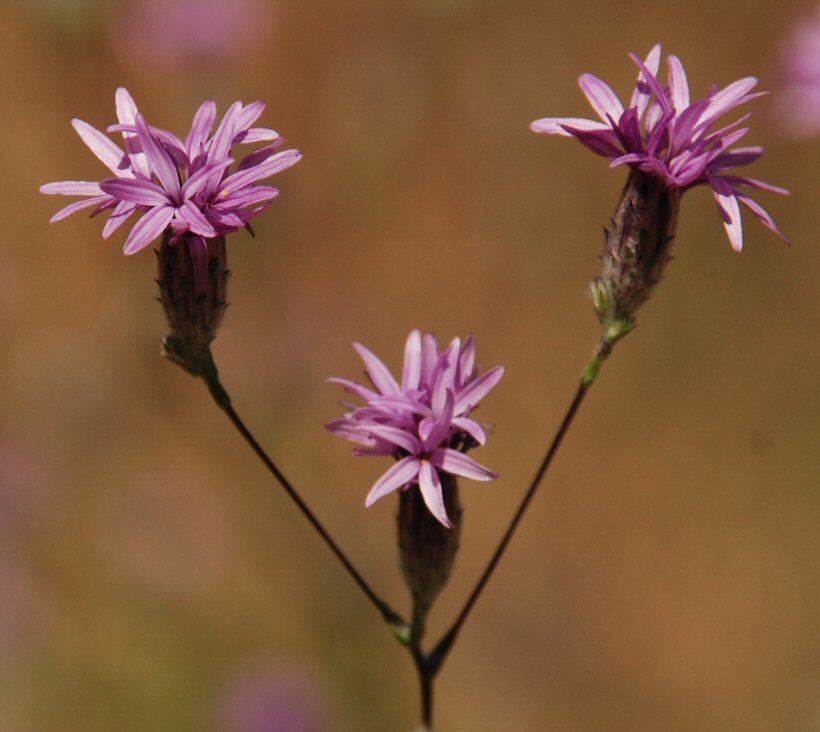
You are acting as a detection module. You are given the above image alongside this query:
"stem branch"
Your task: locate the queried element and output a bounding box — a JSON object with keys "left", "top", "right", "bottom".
{"left": 202, "top": 367, "right": 406, "bottom": 630}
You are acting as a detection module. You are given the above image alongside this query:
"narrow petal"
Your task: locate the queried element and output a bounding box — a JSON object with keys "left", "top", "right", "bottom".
{"left": 454, "top": 366, "right": 504, "bottom": 414}
{"left": 40, "top": 181, "right": 103, "bottom": 196}
{"left": 629, "top": 44, "right": 662, "bottom": 116}
{"left": 667, "top": 55, "right": 690, "bottom": 111}
{"left": 451, "top": 417, "right": 487, "bottom": 445}
{"left": 422, "top": 390, "right": 455, "bottom": 452}
{"left": 214, "top": 186, "right": 279, "bottom": 210}
{"left": 364, "top": 424, "right": 421, "bottom": 454}
{"left": 430, "top": 339, "right": 459, "bottom": 416}
{"left": 102, "top": 200, "right": 137, "bottom": 238}
{"left": 233, "top": 128, "right": 280, "bottom": 145}
{"left": 629, "top": 52, "right": 672, "bottom": 115}
{"left": 365, "top": 457, "right": 420, "bottom": 508}
{"left": 697, "top": 84, "right": 763, "bottom": 135}
{"left": 326, "top": 377, "right": 379, "bottom": 402}
{"left": 579, "top": 73, "right": 625, "bottom": 122}
{"left": 430, "top": 448, "right": 498, "bottom": 481}
{"left": 418, "top": 462, "right": 453, "bottom": 528}
{"left": 136, "top": 115, "right": 180, "bottom": 198}
{"left": 178, "top": 200, "right": 217, "bottom": 237}
{"left": 235, "top": 101, "right": 265, "bottom": 132}
{"left": 737, "top": 194, "right": 789, "bottom": 242}
{"left": 114, "top": 88, "right": 150, "bottom": 177}
{"left": 709, "top": 175, "right": 744, "bottom": 252}
{"left": 48, "top": 195, "right": 109, "bottom": 222}
{"left": 217, "top": 149, "right": 302, "bottom": 197}
{"left": 185, "top": 100, "right": 217, "bottom": 158}
{"left": 720, "top": 175, "right": 790, "bottom": 196}
{"left": 99, "top": 178, "right": 170, "bottom": 206}
{"left": 569, "top": 128, "right": 625, "bottom": 159}
{"left": 182, "top": 158, "right": 234, "bottom": 200}
{"left": 421, "top": 333, "right": 440, "bottom": 387}
{"left": 237, "top": 139, "right": 288, "bottom": 171}
{"left": 208, "top": 101, "right": 243, "bottom": 164}
{"left": 71, "top": 120, "right": 130, "bottom": 176}
{"left": 122, "top": 205, "right": 174, "bottom": 255}
{"left": 530, "top": 117, "right": 609, "bottom": 136}
{"left": 402, "top": 329, "right": 422, "bottom": 391}
{"left": 457, "top": 334, "right": 476, "bottom": 387}
{"left": 353, "top": 342, "right": 401, "bottom": 396}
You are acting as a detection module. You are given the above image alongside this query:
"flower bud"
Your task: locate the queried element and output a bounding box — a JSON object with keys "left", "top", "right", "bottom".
{"left": 398, "top": 472, "right": 462, "bottom": 638}
{"left": 591, "top": 169, "right": 681, "bottom": 336}
{"left": 157, "top": 233, "right": 228, "bottom": 378}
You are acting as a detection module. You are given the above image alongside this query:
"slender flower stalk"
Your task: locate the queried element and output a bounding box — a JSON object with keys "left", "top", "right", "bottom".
{"left": 40, "top": 90, "right": 404, "bottom": 635}
{"left": 531, "top": 44, "right": 789, "bottom": 382}
{"left": 427, "top": 45, "right": 793, "bottom": 702}
{"left": 328, "top": 331, "right": 504, "bottom": 729}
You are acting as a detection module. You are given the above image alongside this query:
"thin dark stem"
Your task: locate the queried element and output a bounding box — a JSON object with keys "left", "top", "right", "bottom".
{"left": 205, "top": 374, "right": 406, "bottom": 629}
{"left": 412, "top": 647, "right": 434, "bottom": 730}
{"left": 430, "top": 379, "right": 590, "bottom": 672}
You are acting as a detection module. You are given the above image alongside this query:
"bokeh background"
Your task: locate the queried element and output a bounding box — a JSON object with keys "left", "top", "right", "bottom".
{"left": 2, "top": 0, "right": 818, "bottom": 730}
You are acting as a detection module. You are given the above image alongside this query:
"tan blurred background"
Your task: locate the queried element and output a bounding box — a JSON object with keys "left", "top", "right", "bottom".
{"left": 1, "top": 0, "right": 818, "bottom": 730}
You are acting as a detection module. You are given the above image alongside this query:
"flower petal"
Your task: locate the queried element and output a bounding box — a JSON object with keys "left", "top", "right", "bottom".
{"left": 178, "top": 200, "right": 217, "bottom": 238}
{"left": 71, "top": 119, "right": 130, "bottom": 176}
{"left": 365, "top": 456, "right": 420, "bottom": 508}
{"left": 40, "top": 181, "right": 103, "bottom": 196}
{"left": 430, "top": 447, "right": 498, "bottom": 481}
{"left": 401, "top": 329, "right": 422, "bottom": 391}
{"left": 530, "top": 117, "right": 609, "bottom": 136}
{"left": 136, "top": 115, "right": 180, "bottom": 198}
{"left": 122, "top": 205, "right": 174, "bottom": 255}
{"left": 737, "top": 194, "right": 789, "bottom": 243}
{"left": 579, "top": 73, "right": 625, "bottom": 122}
{"left": 364, "top": 424, "right": 421, "bottom": 454}
{"left": 709, "top": 175, "right": 744, "bottom": 252}
{"left": 217, "top": 149, "right": 302, "bottom": 196}
{"left": 353, "top": 342, "right": 401, "bottom": 396}
{"left": 48, "top": 195, "right": 109, "bottom": 223}
{"left": 114, "top": 87, "right": 150, "bottom": 177}
{"left": 99, "top": 178, "right": 170, "bottom": 206}
{"left": 667, "top": 55, "right": 690, "bottom": 111}
{"left": 185, "top": 99, "right": 217, "bottom": 159}
{"left": 418, "top": 462, "right": 453, "bottom": 528}
{"left": 102, "top": 200, "right": 137, "bottom": 238}
{"left": 454, "top": 366, "right": 504, "bottom": 414}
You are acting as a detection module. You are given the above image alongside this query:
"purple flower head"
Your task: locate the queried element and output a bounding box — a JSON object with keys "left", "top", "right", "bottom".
{"left": 327, "top": 330, "right": 504, "bottom": 528}
{"left": 40, "top": 88, "right": 301, "bottom": 266}
{"left": 778, "top": 5, "right": 820, "bottom": 137}
{"left": 531, "top": 44, "right": 788, "bottom": 252}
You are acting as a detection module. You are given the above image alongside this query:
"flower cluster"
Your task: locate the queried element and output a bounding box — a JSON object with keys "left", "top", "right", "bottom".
{"left": 531, "top": 45, "right": 788, "bottom": 252}
{"left": 40, "top": 88, "right": 301, "bottom": 273}
{"left": 327, "top": 331, "right": 504, "bottom": 528}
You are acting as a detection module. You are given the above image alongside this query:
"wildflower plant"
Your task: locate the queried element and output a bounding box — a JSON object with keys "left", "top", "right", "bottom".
{"left": 41, "top": 44, "right": 789, "bottom": 731}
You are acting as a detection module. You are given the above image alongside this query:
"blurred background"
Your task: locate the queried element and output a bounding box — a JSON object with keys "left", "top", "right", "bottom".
{"left": 2, "top": 0, "right": 819, "bottom": 730}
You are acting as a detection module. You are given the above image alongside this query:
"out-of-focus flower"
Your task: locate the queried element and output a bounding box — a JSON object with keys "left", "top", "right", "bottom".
{"left": 110, "top": 0, "right": 278, "bottom": 70}
{"left": 531, "top": 44, "right": 788, "bottom": 252}
{"left": 778, "top": 5, "right": 820, "bottom": 137}
{"left": 40, "top": 88, "right": 301, "bottom": 264}
{"left": 212, "top": 662, "right": 334, "bottom": 732}
{"left": 327, "top": 330, "right": 503, "bottom": 528}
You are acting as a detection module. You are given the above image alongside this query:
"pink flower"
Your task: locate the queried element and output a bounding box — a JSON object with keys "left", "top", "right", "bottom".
{"left": 328, "top": 330, "right": 503, "bottom": 528}
{"left": 40, "top": 88, "right": 301, "bottom": 265}
{"left": 531, "top": 44, "right": 788, "bottom": 252}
